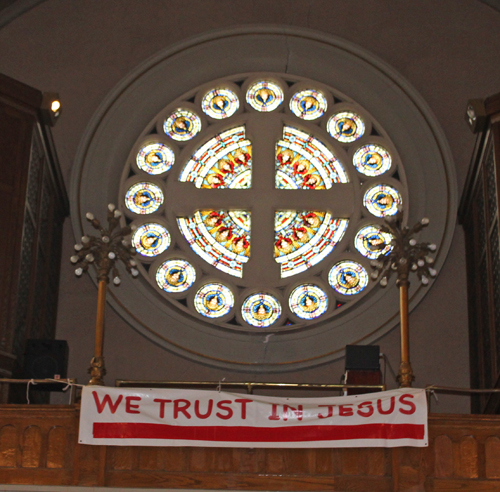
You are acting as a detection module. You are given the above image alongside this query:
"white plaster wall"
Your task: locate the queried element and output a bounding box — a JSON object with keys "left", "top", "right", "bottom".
{"left": 1, "top": 0, "right": 499, "bottom": 412}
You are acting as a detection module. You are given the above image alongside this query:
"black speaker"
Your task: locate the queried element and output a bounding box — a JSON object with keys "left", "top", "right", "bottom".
{"left": 23, "top": 339, "right": 69, "bottom": 391}
{"left": 345, "top": 345, "right": 380, "bottom": 371}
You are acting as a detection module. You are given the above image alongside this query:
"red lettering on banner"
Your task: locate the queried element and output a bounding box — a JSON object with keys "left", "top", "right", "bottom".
{"left": 318, "top": 405, "right": 334, "bottom": 419}
{"left": 377, "top": 397, "right": 395, "bottom": 415}
{"left": 125, "top": 396, "right": 141, "bottom": 414}
{"left": 357, "top": 401, "right": 374, "bottom": 417}
{"left": 194, "top": 399, "right": 213, "bottom": 419}
{"left": 153, "top": 399, "right": 172, "bottom": 418}
{"left": 216, "top": 400, "right": 233, "bottom": 420}
{"left": 92, "top": 391, "right": 123, "bottom": 414}
{"left": 283, "top": 405, "right": 303, "bottom": 421}
{"left": 268, "top": 404, "right": 280, "bottom": 421}
{"left": 399, "top": 394, "right": 416, "bottom": 415}
{"left": 235, "top": 399, "right": 252, "bottom": 419}
{"left": 339, "top": 405, "right": 354, "bottom": 416}
{"left": 174, "top": 399, "right": 191, "bottom": 419}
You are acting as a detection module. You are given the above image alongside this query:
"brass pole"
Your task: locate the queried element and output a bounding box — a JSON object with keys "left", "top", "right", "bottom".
{"left": 398, "top": 281, "right": 413, "bottom": 388}
{"left": 88, "top": 277, "right": 108, "bottom": 385}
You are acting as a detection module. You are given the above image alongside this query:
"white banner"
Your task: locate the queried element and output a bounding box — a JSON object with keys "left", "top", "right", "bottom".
{"left": 79, "top": 386, "right": 428, "bottom": 448}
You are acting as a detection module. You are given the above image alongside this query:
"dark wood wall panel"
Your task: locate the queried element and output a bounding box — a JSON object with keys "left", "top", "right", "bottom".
{"left": 459, "top": 91, "right": 500, "bottom": 413}
{"left": 0, "top": 74, "right": 69, "bottom": 398}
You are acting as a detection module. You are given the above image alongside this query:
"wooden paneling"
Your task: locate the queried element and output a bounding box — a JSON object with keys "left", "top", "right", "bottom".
{"left": 485, "top": 436, "right": 500, "bottom": 478}
{"left": 459, "top": 91, "right": 500, "bottom": 414}
{"left": 1, "top": 406, "right": 500, "bottom": 490}
{"left": 0, "top": 74, "right": 69, "bottom": 396}
{"left": 0, "top": 425, "right": 17, "bottom": 467}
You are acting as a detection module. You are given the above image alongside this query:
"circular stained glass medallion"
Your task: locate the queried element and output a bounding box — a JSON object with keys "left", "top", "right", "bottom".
{"left": 290, "top": 89, "right": 327, "bottom": 120}
{"left": 353, "top": 144, "right": 391, "bottom": 177}
{"left": 156, "top": 259, "right": 196, "bottom": 293}
{"left": 201, "top": 88, "right": 239, "bottom": 119}
{"left": 241, "top": 293, "right": 281, "bottom": 328}
{"left": 132, "top": 223, "right": 171, "bottom": 257}
{"left": 246, "top": 81, "right": 283, "bottom": 112}
{"left": 289, "top": 284, "right": 328, "bottom": 320}
{"left": 194, "top": 283, "right": 234, "bottom": 318}
{"left": 125, "top": 182, "right": 164, "bottom": 215}
{"left": 136, "top": 143, "right": 175, "bottom": 175}
{"left": 329, "top": 261, "right": 369, "bottom": 296}
{"left": 327, "top": 111, "right": 365, "bottom": 143}
{"left": 164, "top": 109, "right": 201, "bottom": 141}
{"left": 364, "top": 184, "right": 402, "bottom": 217}
{"left": 354, "top": 225, "right": 393, "bottom": 259}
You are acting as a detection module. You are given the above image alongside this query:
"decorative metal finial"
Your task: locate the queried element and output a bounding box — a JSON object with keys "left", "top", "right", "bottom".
{"left": 370, "top": 212, "right": 437, "bottom": 388}
{"left": 71, "top": 204, "right": 137, "bottom": 385}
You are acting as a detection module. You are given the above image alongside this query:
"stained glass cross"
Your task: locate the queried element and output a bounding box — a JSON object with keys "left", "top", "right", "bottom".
{"left": 166, "top": 114, "right": 354, "bottom": 287}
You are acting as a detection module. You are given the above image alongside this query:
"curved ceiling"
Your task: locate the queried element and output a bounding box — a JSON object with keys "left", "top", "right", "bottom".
{"left": 1, "top": 0, "right": 500, "bottom": 30}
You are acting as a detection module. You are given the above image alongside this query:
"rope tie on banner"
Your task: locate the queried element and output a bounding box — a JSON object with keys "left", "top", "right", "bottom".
{"left": 24, "top": 379, "right": 85, "bottom": 404}
{"left": 217, "top": 378, "right": 226, "bottom": 392}
{"left": 26, "top": 379, "right": 37, "bottom": 404}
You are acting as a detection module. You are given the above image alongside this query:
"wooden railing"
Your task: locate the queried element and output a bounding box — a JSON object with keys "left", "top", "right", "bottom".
{"left": 1, "top": 405, "right": 500, "bottom": 490}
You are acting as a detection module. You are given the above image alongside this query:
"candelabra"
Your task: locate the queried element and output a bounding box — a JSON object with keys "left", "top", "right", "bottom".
{"left": 370, "top": 213, "right": 437, "bottom": 388}
{"left": 71, "top": 204, "right": 138, "bottom": 385}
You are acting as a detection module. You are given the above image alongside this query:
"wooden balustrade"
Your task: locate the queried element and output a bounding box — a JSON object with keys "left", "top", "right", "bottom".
{"left": 1, "top": 405, "right": 500, "bottom": 490}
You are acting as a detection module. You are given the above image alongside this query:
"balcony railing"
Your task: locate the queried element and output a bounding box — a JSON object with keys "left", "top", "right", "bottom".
{"left": 1, "top": 404, "right": 500, "bottom": 490}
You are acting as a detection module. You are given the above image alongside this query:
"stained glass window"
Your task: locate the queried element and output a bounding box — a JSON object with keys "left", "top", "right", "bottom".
{"left": 364, "top": 184, "right": 402, "bottom": 217}
{"left": 275, "top": 210, "right": 349, "bottom": 278}
{"left": 241, "top": 293, "right": 281, "bottom": 327}
{"left": 276, "top": 126, "right": 348, "bottom": 189}
{"left": 290, "top": 89, "right": 327, "bottom": 120}
{"left": 194, "top": 283, "right": 234, "bottom": 318}
{"left": 246, "top": 81, "right": 283, "bottom": 112}
{"left": 353, "top": 144, "right": 391, "bottom": 177}
{"left": 132, "top": 223, "right": 171, "bottom": 257}
{"left": 156, "top": 259, "right": 196, "bottom": 293}
{"left": 354, "top": 225, "right": 393, "bottom": 259}
{"left": 201, "top": 88, "right": 239, "bottom": 119}
{"left": 118, "top": 74, "right": 411, "bottom": 334}
{"left": 328, "top": 261, "right": 369, "bottom": 295}
{"left": 177, "top": 210, "right": 250, "bottom": 277}
{"left": 179, "top": 126, "right": 252, "bottom": 189}
{"left": 136, "top": 143, "right": 175, "bottom": 175}
{"left": 327, "top": 112, "right": 365, "bottom": 143}
{"left": 125, "top": 182, "right": 164, "bottom": 215}
{"left": 289, "top": 284, "right": 328, "bottom": 320}
{"left": 164, "top": 109, "right": 201, "bottom": 141}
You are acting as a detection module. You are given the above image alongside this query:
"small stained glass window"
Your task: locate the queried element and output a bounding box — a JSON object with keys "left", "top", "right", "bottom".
{"left": 177, "top": 210, "right": 250, "bottom": 278}
{"left": 290, "top": 89, "right": 327, "bottom": 120}
{"left": 125, "top": 182, "right": 164, "bottom": 215}
{"left": 132, "top": 223, "right": 171, "bottom": 257}
{"left": 201, "top": 88, "right": 239, "bottom": 119}
{"left": 164, "top": 109, "right": 201, "bottom": 141}
{"left": 327, "top": 112, "right": 365, "bottom": 143}
{"left": 242, "top": 293, "right": 281, "bottom": 327}
{"left": 156, "top": 259, "right": 196, "bottom": 293}
{"left": 328, "top": 261, "right": 369, "bottom": 295}
{"left": 353, "top": 144, "right": 391, "bottom": 177}
{"left": 180, "top": 126, "right": 252, "bottom": 189}
{"left": 289, "top": 284, "right": 328, "bottom": 320}
{"left": 364, "top": 184, "right": 402, "bottom": 217}
{"left": 275, "top": 210, "right": 348, "bottom": 278}
{"left": 136, "top": 143, "right": 175, "bottom": 175}
{"left": 354, "top": 225, "right": 393, "bottom": 259}
{"left": 276, "top": 126, "right": 348, "bottom": 189}
{"left": 246, "top": 81, "right": 283, "bottom": 112}
{"left": 194, "top": 283, "right": 234, "bottom": 318}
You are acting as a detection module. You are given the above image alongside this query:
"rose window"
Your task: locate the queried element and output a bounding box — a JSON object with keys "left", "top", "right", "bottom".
{"left": 119, "top": 74, "right": 407, "bottom": 330}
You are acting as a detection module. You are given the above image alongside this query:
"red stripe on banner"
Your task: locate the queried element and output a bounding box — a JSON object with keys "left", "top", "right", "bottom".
{"left": 93, "top": 423, "right": 425, "bottom": 442}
